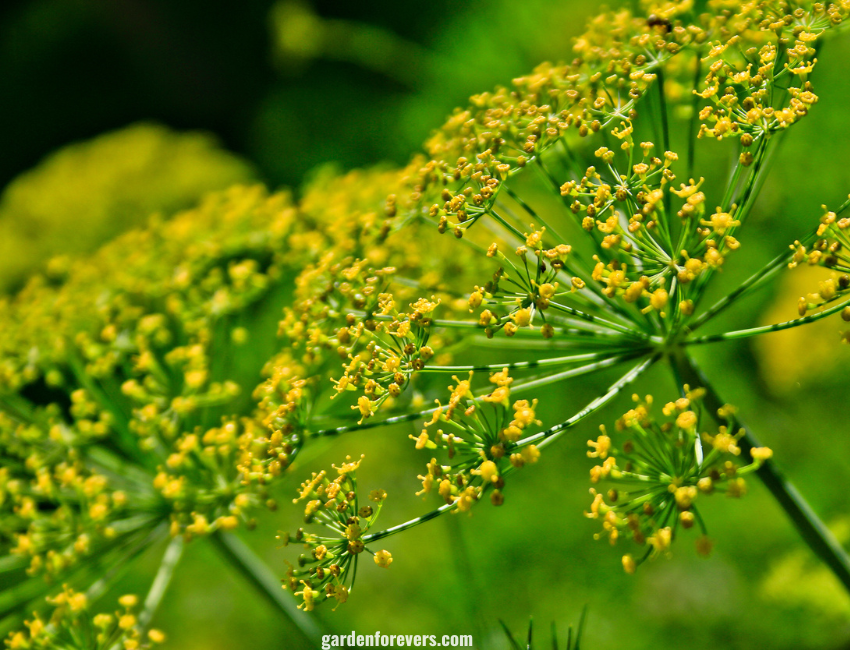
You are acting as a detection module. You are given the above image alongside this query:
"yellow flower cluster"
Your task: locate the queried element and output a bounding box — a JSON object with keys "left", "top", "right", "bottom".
{"left": 5, "top": 589, "right": 165, "bottom": 649}
{"left": 413, "top": 368, "right": 541, "bottom": 510}
{"left": 278, "top": 457, "right": 391, "bottom": 612}
{"left": 696, "top": 2, "right": 847, "bottom": 141}
{"left": 372, "top": 1, "right": 848, "bottom": 337}
{"left": 0, "top": 409, "right": 134, "bottom": 580}
{"left": 0, "top": 185, "right": 310, "bottom": 592}
{"left": 789, "top": 202, "right": 850, "bottom": 329}
{"left": 584, "top": 390, "right": 772, "bottom": 572}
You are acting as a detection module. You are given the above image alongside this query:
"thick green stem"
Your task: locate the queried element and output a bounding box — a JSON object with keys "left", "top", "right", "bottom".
{"left": 671, "top": 351, "right": 850, "bottom": 594}
{"left": 210, "top": 531, "right": 322, "bottom": 646}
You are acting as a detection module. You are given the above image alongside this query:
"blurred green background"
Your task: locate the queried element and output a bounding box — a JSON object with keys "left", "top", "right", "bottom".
{"left": 1, "top": 0, "right": 850, "bottom": 648}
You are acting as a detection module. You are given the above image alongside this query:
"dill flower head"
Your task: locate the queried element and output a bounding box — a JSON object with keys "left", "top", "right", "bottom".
{"left": 278, "top": 456, "right": 390, "bottom": 611}
{"left": 0, "top": 123, "right": 254, "bottom": 292}
{"left": 0, "top": 183, "right": 316, "bottom": 628}
{"left": 411, "top": 367, "right": 542, "bottom": 510}
{"left": 584, "top": 389, "right": 772, "bottom": 569}
{"left": 263, "top": 0, "right": 850, "bottom": 605}
{"left": 2, "top": 0, "right": 849, "bottom": 632}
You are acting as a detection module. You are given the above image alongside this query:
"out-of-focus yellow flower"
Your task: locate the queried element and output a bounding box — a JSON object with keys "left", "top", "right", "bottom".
{"left": 0, "top": 122, "right": 254, "bottom": 291}
{"left": 755, "top": 266, "right": 850, "bottom": 394}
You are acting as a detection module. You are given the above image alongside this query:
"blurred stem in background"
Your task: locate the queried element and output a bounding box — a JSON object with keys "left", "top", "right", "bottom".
{"left": 210, "top": 531, "right": 322, "bottom": 646}
{"left": 270, "top": 1, "right": 434, "bottom": 88}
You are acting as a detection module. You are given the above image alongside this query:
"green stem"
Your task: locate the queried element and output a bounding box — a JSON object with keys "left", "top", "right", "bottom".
{"left": 686, "top": 53, "right": 702, "bottom": 181}
{"left": 656, "top": 67, "right": 670, "bottom": 156}
{"left": 547, "top": 301, "right": 648, "bottom": 339}
{"left": 85, "top": 525, "right": 168, "bottom": 605}
{"left": 311, "top": 352, "right": 641, "bottom": 438}
{"left": 210, "top": 531, "right": 322, "bottom": 646}
{"left": 518, "top": 355, "right": 657, "bottom": 449}
{"left": 364, "top": 502, "right": 456, "bottom": 543}
{"left": 686, "top": 295, "right": 850, "bottom": 345}
{"left": 670, "top": 351, "right": 850, "bottom": 594}
{"left": 504, "top": 183, "right": 566, "bottom": 245}
{"left": 421, "top": 349, "right": 647, "bottom": 374}
{"left": 364, "top": 312, "right": 611, "bottom": 339}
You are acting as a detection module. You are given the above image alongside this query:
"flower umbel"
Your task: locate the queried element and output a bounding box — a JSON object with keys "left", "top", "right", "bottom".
{"left": 278, "top": 457, "right": 391, "bottom": 611}
{"left": 585, "top": 389, "right": 772, "bottom": 570}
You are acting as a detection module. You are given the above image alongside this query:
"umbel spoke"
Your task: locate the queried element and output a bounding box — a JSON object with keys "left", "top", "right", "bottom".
{"left": 687, "top": 295, "right": 850, "bottom": 345}
{"left": 309, "top": 351, "right": 646, "bottom": 438}
{"left": 519, "top": 356, "right": 657, "bottom": 449}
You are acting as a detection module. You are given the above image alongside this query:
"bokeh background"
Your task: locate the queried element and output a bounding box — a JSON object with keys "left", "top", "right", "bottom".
{"left": 1, "top": 0, "right": 850, "bottom": 648}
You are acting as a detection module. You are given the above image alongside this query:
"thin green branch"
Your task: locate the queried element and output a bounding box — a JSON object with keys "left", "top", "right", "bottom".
{"left": 501, "top": 352, "right": 647, "bottom": 395}
{"left": 503, "top": 184, "right": 566, "bottom": 245}
{"left": 66, "top": 352, "right": 143, "bottom": 464}
{"left": 420, "top": 349, "right": 649, "bottom": 374}
{"left": 310, "top": 352, "right": 643, "bottom": 438}
{"left": 686, "top": 295, "right": 850, "bottom": 345}
{"left": 364, "top": 312, "right": 615, "bottom": 339}
{"left": 85, "top": 524, "right": 169, "bottom": 604}
{"left": 518, "top": 355, "right": 658, "bottom": 449}
{"left": 363, "top": 502, "right": 456, "bottom": 544}
{"left": 467, "top": 331, "right": 638, "bottom": 348}
{"left": 686, "top": 54, "right": 702, "bottom": 180}
{"left": 546, "top": 301, "right": 649, "bottom": 339}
